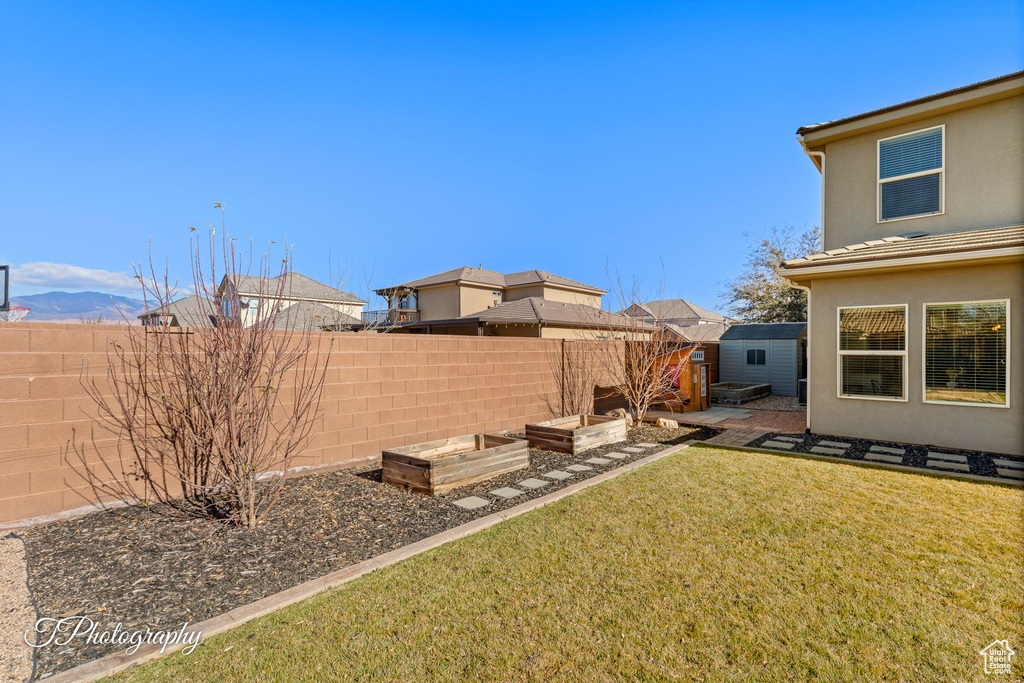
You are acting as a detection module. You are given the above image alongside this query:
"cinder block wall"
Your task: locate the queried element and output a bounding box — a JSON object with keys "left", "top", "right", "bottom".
{"left": 0, "top": 324, "right": 589, "bottom": 527}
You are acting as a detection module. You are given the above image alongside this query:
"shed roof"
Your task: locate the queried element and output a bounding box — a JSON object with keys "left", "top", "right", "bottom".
{"left": 720, "top": 323, "right": 806, "bottom": 340}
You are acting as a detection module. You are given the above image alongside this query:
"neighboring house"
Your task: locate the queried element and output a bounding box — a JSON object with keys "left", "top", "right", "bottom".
{"left": 371, "top": 266, "right": 647, "bottom": 338}
{"left": 139, "top": 273, "right": 366, "bottom": 330}
{"left": 783, "top": 71, "right": 1024, "bottom": 455}
{"left": 719, "top": 323, "right": 807, "bottom": 397}
{"left": 621, "top": 298, "right": 735, "bottom": 343}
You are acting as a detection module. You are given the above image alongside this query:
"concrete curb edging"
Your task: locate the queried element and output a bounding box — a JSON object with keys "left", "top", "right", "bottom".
{"left": 43, "top": 442, "right": 694, "bottom": 683}
{"left": 694, "top": 441, "right": 1024, "bottom": 489}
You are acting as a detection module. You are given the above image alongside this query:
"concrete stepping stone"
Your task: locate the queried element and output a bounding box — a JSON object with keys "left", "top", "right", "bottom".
{"left": 605, "top": 452, "right": 627, "bottom": 459}
{"left": 622, "top": 447, "right": 644, "bottom": 453}
{"left": 518, "top": 478, "right": 550, "bottom": 490}
{"left": 775, "top": 436, "right": 803, "bottom": 443}
{"left": 634, "top": 443, "right": 659, "bottom": 448}
{"left": 542, "top": 470, "right": 573, "bottom": 481}
{"left": 993, "top": 458, "right": 1024, "bottom": 470}
{"left": 566, "top": 464, "right": 593, "bottom": 472}
{"left": 864, "top": 452, "right": 903, "bottom": 464}
{"left": 818, "top": 441, "right": 851, "bottom": 449}
{"left": 811, "top": 446, "right": 846, "bottom": 456}
{"left": 762, "top": 440, "right": 796, "bottom": 450}
{"left": 927, "top": 452, "right": 968, "bottom": 463}
{"left": 927, "top": 460, "right": 969, "bottom": 472}
{"left": 453, "top": 496, "right": 490, "bottom": 510}
{"left": 996, "top": 468, "right": 1024, "bottom": 480}
{"left": 585, "top": 457, "right": 612, "bottom": 465}
{"left": 870, "top": 445, "right": 906, "bottom": 455}
{"left": 490, "top": 487, "right": 524, "bottom": 499}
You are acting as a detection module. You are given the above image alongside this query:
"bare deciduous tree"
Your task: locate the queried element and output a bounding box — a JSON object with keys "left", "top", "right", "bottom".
{"left": 589, "top": 275, "right": 677, "bottom": 425}
{"left": 547, "top": 340, "right": 602, "bottom": 417}
{"left": 82, "top": 204, "right": 332, "bottom": 528}
{"left": 722, "top": 225, "right": 820, "bottom": 323}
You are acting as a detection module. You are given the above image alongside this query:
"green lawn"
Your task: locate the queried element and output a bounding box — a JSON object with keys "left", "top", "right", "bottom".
{"left": 111, "top": 447, "right": 1023, "bottom": 682}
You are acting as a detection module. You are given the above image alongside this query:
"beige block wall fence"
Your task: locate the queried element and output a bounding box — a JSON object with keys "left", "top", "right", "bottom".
{"left": 0, "top": 323, "right": 603, "bottom": 528}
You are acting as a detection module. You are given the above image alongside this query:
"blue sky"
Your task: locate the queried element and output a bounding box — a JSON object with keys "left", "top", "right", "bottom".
{"left": 1, "top": 1, "right": 1021, "bottom": 311}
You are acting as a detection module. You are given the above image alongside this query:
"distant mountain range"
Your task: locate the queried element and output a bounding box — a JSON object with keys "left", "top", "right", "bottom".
{"left": 9, "top": 291, "right": 149, "bottom": 322}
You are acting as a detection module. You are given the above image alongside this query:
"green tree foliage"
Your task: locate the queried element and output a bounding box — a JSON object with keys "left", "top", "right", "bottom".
{"left": 723, "top": 225, "right": 820, "bottom": 323}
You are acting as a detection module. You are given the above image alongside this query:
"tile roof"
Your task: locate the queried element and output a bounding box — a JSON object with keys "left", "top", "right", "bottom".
{"left": 625, "top": 299, "right": 733, "bottom": 323}
{"left": 783, "top": 225, "right": 1024, "bottom": 270}
{"left": 231, "top": 273, "right": 366, "bottom": 304}
{"left": 138, "top": 294, "right": 215, "bottom": 328}
{"left": 796, "top": 71, "right": 1024, "bottom": 135}
{"left": 460, "top": 297, "right": 644, "bottom": 329}
{"left": 378, "top": 266, "right": 604, "bottom": 294}
{"left": 720, "top": 323, "right": 807, "bottom": 341}
{"left": 663, "top": 322, "right": 730, "bottom": 342}
{"left": 266, "top": 301, "right": 361, "bottom": 330}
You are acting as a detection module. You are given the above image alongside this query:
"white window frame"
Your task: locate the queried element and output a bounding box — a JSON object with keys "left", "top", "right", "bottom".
{"left": 876, "top": 124, "right": 945, "bottom": 224}
{"left": 921, "top": 299, "right": 1010, "bottom": 409}
{"left": 837, "top": 303, "right": 908, "bottom": 402}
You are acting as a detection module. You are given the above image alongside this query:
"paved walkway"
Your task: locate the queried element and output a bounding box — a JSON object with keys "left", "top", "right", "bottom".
{"left": 452, "top": 443, "right": 665, "bottom": 510}
{"left": 701, "top": 429, "right": 769, "bottom": 448}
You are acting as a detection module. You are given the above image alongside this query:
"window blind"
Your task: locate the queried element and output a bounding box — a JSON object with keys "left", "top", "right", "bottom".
{"left": 838, "top": 306, "right": 906, "bottom": 400}
{"left": 925, "top": 301, "right": 1008, "bottom": 405}
{"left": 879, "top": 128, "right": 943, "bottom": 179}
{"left": 881, "top": 174, "right": 941, "bottom": 220}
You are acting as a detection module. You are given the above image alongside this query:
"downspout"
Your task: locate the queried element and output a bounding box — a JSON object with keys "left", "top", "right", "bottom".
{"left": 789, "top": 281, "right": 812, "bottom": 434}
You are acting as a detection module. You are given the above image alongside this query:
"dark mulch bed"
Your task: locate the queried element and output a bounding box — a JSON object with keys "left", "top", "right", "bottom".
{"left": 21, "top": 423, "right": 718, "bottom": 678}
{"left": 743, "top": 431, "right": 1023, "bottom": 480}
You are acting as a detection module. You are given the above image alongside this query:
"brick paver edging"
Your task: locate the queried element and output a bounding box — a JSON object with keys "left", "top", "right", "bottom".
{"left": 695, "top": 442, "right": 1024, "bottom": 489}
{"left": 43, "top": 442, "right": 695, "bottom": 683}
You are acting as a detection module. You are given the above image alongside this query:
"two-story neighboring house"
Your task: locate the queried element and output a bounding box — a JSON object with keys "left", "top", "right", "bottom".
{"left": 620, "top": 299, "right": 735, "bottom": 342}
{"left": 370, "top": 266, "right": 646, "bottom": 338}
{"left": 139, "top": 273, "right": 366, "bottom": 330}
{"left": 783, "top": 72, "right": 1024, "bottom": 456}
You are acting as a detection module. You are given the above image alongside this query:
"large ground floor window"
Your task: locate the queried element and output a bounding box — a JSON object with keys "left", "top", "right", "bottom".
{"left": 924, "top": 300, "right": 1009, "bottom": 407}
{"left": 838, "top": 305, "right": 907, "bottom": 400}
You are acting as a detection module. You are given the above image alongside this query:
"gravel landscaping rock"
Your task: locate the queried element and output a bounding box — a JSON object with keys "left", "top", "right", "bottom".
{"left": 22, "top": 423, "right": 718, "bottom": 678}
{"left": 744, "top": 431, "right": 1022, "bottom": 481}
{"left": 0, "top": 534, "right": 34, "bottom": 683}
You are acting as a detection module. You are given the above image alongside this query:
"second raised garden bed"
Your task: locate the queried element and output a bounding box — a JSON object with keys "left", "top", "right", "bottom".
{"left": 381, "top": 434, "right": 529, "bottom": 495}
{"left": 525, "top": 414, "right": 628, "bottom": 455}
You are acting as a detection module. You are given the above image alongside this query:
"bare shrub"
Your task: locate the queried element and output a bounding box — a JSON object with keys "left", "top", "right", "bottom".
{"left": 82, "top": 205, "right": 332, "bottom": 528}
{"left": 547, "top": 340, "right": 602, "bottom": 417}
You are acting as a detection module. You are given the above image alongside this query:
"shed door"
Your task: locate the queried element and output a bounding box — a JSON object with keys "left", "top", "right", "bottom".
{"left": 742, "top": 342, "right": 770, "bottom": 385}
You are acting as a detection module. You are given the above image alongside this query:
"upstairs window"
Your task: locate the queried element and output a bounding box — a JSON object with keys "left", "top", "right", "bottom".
{"left": 878, "top": 126, "right": 944, "bottom": 222}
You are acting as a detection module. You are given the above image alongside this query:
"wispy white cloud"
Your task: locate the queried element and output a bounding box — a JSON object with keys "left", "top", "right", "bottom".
{"left": 10, "top": 262, "right": 142, "bottom": 293}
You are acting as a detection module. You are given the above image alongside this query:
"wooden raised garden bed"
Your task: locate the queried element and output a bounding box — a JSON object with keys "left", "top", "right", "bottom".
{"left": 525, "top": 414, "right": 628, "bottom": 455}
{"left": 381, "top": 434, "right": 529, "bottom": 495}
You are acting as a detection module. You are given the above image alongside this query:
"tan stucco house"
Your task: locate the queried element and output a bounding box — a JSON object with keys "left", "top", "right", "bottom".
{"left": 371, "top": 266, "right": 646, "bottom": 338}
{"left": 139, "top": 273, "right": 366, "bottom": 330}
{"left": 783, "top": 71, "right": 1024, "bottom": 456}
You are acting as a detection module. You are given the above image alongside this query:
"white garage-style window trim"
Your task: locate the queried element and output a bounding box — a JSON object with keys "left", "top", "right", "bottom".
{"left": 922, "top": 299, "right": 1010, "bottom": 408}
{"left": 837, "top": 304, "right": 908, "bottom": 401}
{"left": 877, "top": 125, "right": 945, "bottom": 223}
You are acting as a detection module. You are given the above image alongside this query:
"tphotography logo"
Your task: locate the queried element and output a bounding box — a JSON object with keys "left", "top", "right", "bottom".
{"left": 25, "top": 616, "right": 203, "bottom": 656}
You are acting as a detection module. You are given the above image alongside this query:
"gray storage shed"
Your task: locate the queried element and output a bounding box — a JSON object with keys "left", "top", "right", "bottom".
{"left": 719, "top": 323, "right": 807, "bottom": 396}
